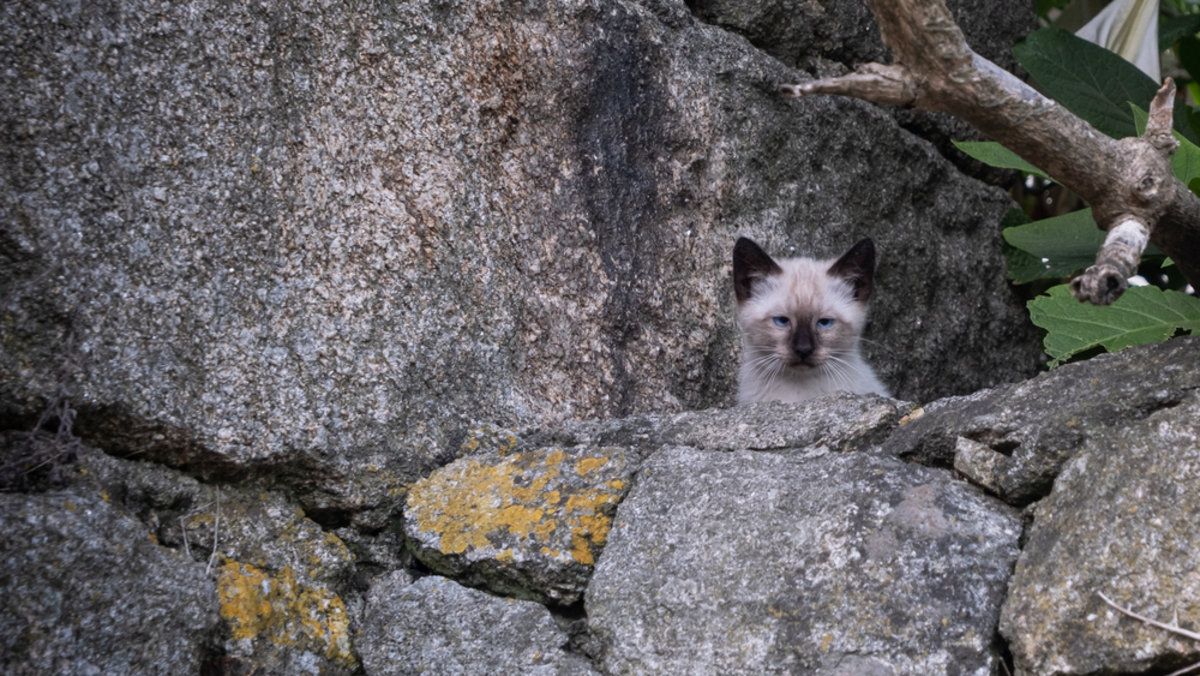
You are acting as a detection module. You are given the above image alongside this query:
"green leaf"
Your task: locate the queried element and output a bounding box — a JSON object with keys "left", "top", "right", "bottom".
{"left": 1003, "top": 208, "right": 1105, "bottom": 275}
{"left": 953, "top": 141, "right": 1049, "bottom": 178}
{"left": 1161, "top": 14, "right": 1200, "bottom": 52}
{"left": 1013, "top": 26, "right": 1199, "bottom": 144}
{"left": 1015, "top": 26, "right": 1159, "bottom": 139}
{"left": 1178, "top": 35, "right": 1200, "bottom": 82}
{"left": 1028, "top": 284, "right": 1200, "bottom": 367}
{"left": 1006, "top": 246, "right": 1069, "bottom": 283}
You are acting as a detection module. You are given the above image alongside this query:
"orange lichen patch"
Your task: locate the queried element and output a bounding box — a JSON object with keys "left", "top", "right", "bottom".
{"left": 216, "top": 560, "right": 357, "bottom": 668}
{"left": 575, "top": 457, "right": 608, "bottom": 476}
{"left": 564, "top": 488, "right": 622, "bottom": 565}
{"left": 407, "top": 449, "right": 630, "bottom": 567}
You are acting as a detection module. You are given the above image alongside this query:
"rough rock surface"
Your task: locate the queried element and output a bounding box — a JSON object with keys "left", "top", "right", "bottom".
{"left": 0, "top": 491, "right": 219, "bottom": 676}
{"left": 587, "top": 445, "right": 1022, "bottom": 675}
{"left": 213, "top": 559, "right": 358, "bottom": 675}
{"left": 524, "top": 392, "right": 913, "bottom": 458}
{"left": 405, "top": 445, "right": 633, "bottom": 604}
{"left": 66, "top": 441, "right": 361, "bottom": 675}
{"left": 883, "top": 336, "right": 1200, "bottom": 506}
{"left": 2, "top": 0, "right": 1040, "bottom": 521}
{"left": 1000, "top": 390, "right": 1200, "bottom": 676}
{"left": 358, "top": 572, "right": 599, "bottom": 676}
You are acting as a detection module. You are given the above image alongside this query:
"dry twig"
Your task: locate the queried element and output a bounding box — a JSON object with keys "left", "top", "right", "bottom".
{"left": 206, "top": 490, "right": 221, "bottom": 575}
{"left": 1099, "top": 591, "right": 1200, "bottom": 676}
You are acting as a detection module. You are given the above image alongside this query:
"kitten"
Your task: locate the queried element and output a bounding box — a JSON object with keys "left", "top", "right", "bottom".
{"left": 732, "top": 237, "right": 889, "bottom": 404}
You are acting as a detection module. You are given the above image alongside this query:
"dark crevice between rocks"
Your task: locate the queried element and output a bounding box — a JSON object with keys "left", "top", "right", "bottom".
{"left": 553, "top": 598, "right": 607, "bottom": 666}
{"left": 1134, "top": 387, "right": 1194, "bottom": 420}
{"left": 305, "top": 505, "right": 355, "bottom": 531}
{"left": 993, "top": 627, "right": 1016, "bottom": 676}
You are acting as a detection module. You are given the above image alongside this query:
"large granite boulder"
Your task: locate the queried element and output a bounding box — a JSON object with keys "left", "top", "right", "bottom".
{"left": 2, "top": 0, "right": 1039, "bottom": 523}
{"left": 1000, "top": 390, "right": 1200, "bottom": 676}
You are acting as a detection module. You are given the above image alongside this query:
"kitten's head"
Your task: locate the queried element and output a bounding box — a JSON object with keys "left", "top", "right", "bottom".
{"left": 732, "top": 236, "right": 876, "bottom": 372}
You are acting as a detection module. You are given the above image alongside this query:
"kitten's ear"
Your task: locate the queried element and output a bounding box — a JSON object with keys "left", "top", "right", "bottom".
{"left": 733, "top": 237, "right": 783, "bottom": 304}
{"left": 828, "top": 238, "right": 876, "bottom": 302}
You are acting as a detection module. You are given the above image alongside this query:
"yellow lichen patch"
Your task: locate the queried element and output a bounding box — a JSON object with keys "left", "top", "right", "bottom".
{"left": 575, "top": 457, "right": 608, "bottom": 476}
{"left": 408, "top": 448, "right": 630, "bottom": 568}
{"left": 562, "top": 487, "right": 623, "bottom": 565}
{"left": 216, "top": 561, "right": 357, "bottom": 668}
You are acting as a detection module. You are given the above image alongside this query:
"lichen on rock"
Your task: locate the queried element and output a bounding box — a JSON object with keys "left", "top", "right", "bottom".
{"left": 404, "top": 445, "right": 632, "bottom": 604}
{"left": 216, "top": 560, "right": 358, "bottom": 673}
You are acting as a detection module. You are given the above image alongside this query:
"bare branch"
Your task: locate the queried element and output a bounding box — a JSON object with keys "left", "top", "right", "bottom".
{"left": 206, "top": 489, "right": 220, "bottom": 575}
{"left": 781, "top": 64, "right": 919, "bottom": 107}
{"left": 1099, "top": 591, "right": 1200, "bottom": 641}
{"left": 782, "top": 0, "right": 1200, "bottom": 304}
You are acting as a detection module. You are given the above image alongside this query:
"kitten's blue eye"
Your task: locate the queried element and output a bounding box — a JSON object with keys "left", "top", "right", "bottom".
{"left": 772, "top": 316, "right": 790, "bottom": 327}
{"left": 817, "top": 318, "right": 835, "bottom": 329}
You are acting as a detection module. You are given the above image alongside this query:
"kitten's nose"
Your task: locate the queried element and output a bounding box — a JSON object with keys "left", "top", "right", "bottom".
{"left": 792, "top": 333, "right": 814, "bottom": 361}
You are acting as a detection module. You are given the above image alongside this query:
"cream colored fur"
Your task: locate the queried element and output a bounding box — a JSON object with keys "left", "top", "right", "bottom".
{"left": 736, "top": 245, "right": 888, "bottom": 404}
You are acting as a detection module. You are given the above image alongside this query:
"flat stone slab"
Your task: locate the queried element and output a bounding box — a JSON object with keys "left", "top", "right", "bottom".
{"left": 358, "top": 573, "right": 599, "bottom": 676}
{"left": 524, "top": 393, "right": 913, "bottom": 459}
{"left": 884, "top": 336, "right": 1200, "bottom": 506}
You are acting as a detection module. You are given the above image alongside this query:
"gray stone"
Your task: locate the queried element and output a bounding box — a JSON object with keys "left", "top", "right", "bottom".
{"left": 586, "top": 445, "right": 1021, "bottom": 675}
{"left": 1000, "top": 391, "right": 1200, "bottom": 676}
{"left": 524, "top": 393, "right": 914, "bottom": 460}
{"left": 883, "top": 336, "right": 1200, "bottom": 506}
{"left": 405, "top": 445, "right": 633, "bottom": 605}
{"left": 68, "top": 440, "right": 356, "bottom": 590}
{"left": 0, "top": 491, "right": 219, "bottom": 675}
{"left": 2, "top": 0, "right": 1039, "bottom": 522}
{"left": 66, "top": 442, "right": 361, "bottom": 675}
{"left": 358, "top": 574, "right": 600, "bottom": 676}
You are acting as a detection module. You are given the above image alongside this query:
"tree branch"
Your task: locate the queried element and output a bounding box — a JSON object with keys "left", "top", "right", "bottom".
{"left": 782, "top": 0, "right": 1200, "bottom": 305}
